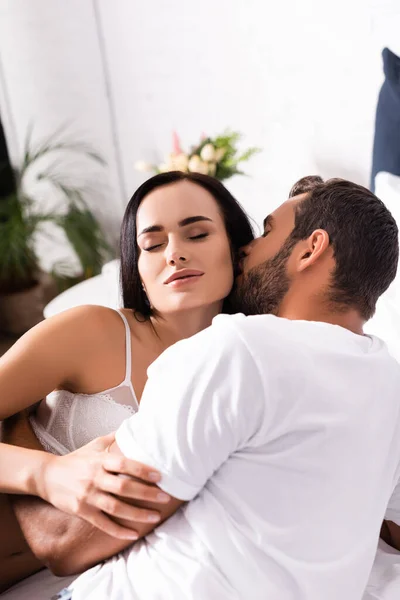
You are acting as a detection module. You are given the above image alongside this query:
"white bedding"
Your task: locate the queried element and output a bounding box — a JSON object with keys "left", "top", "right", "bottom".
{"left": 0, "top": 569, "right": 74, "bottom": 600}
{"left": 1, "top": 541, "right": 399, "bottom": 600}
{"left": 363, "top": 541, "right": 400, "bottom": 600}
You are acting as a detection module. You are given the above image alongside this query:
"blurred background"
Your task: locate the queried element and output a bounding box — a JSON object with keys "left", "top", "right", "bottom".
{"left": 0, "top": 0, "right": 399, "bottom": 337}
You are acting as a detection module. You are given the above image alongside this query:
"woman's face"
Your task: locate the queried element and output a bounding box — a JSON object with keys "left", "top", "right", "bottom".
{"left": 136, "top": 180, "right": 234, "bottom": 315}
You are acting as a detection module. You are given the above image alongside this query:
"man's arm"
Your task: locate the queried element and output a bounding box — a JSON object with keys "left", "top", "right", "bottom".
{"left": 383, "top": 473, "right": 400, "bottom": 552}
{"left": 381, "top": 520, "right": 400, "bottom": 551}
{"left": 6, "top": 415, "right": 176, "bottom": 576}
{"left": 12, "top": 495, "right": 133, "bottom": 576}
{"left": 25, "top": 443, "right": 184, "bottom": 576}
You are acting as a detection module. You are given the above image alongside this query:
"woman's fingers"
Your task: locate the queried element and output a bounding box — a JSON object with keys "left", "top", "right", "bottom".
{"left": 103, "top": 454, "right": 161, "bottom": 484}
{"left": 94, "top": 492, "right": 161, "bottom": 524}
{"left": 82, "top": 507, "right": 140, "bottom": 540}
{"left": 99, "top": 473, "right": 170, "bottom": 504}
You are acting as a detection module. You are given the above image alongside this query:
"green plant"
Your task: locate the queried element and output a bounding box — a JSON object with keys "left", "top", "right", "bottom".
{"left": 0, "top": 130, "right": 112, "bottom": 294}
{"left": 135, "top": 129, "right": 261, "bottom": 181}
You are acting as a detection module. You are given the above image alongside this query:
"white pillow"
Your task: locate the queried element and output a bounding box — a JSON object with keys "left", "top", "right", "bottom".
{"left": 44, "top": 259, "right": 121, "bottom": 318}
{"left": 365, "top": 173, "right": 400, "bottom": 361}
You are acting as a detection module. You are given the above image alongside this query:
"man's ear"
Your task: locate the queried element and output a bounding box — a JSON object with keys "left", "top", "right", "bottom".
{"left": 296, "top": 229, "right": 330, "bottom": 272}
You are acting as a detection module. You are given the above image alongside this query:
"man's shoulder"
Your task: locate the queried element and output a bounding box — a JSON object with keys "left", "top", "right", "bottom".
{"left": 152, "top": 315, "right": 261, "bottom": 373}
{"left": 211, "top": 313, "right": 292, "bottom": 341}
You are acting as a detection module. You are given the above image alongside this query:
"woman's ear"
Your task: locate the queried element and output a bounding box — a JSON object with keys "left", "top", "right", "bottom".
{"left": 297, "top": 229, "right": 330, "bottom": 272}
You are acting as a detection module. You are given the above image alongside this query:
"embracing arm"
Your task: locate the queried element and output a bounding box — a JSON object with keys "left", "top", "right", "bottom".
{"left": 5, "top": 415, "right": 171, "bottom": 576}
{"left": 382, "top": 476, "right": 400, "bottom": 552}
{"left": 381, "top": 520, "right": 400, "bottom": 551}
{"left": 0, "top": 307, "right": 93, "bottom": 423}
{"left": 0, "top": 308, "right": 91, "bottom": 495}
{"left": 12, "top": 495, "right": 133, "bottom": 576}
{"left": 41, "top": 317, "right": 262, "bottom": 575}
{"left": 16, "top": 453, "right": 183, "bottom": 576}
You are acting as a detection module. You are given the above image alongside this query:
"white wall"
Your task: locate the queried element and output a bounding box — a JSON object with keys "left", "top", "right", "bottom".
{"left": 0, "top": 0, "right": 399, "bottom": 254}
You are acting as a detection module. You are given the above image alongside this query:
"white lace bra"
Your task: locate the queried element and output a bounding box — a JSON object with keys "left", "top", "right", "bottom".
{"left": 30, "top": 310, "right": 139, "bottom": 455}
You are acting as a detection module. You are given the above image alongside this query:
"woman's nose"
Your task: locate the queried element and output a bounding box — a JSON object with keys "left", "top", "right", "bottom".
{"left": 166, "top": 247, "right": 188, "bottom": 266}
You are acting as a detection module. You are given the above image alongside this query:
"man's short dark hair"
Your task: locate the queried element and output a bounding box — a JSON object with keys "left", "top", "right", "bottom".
{"left": 287, "top": 176, "right": 399, "bottom": 320}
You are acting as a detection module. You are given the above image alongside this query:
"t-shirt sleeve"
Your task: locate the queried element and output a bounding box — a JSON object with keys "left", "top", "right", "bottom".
{"left": 115, "top": 315, "right": 264, "bottom": 500}
{"left": 385, "top": 476, "right": 400, "bottom": 525}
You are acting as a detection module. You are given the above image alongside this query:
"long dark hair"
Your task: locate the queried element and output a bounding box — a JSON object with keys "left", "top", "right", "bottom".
{"left": 120, "top": 171, "right": 254, "bottom": 318}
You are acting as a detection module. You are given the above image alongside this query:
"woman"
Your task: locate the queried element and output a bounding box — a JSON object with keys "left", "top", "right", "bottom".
{"left": 0, "top": 171, "right": 254, "bottom": 590}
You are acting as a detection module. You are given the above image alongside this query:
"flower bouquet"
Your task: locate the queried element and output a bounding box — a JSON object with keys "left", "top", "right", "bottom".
{"left": 135, "top": 130, "right": 260, "bottom": 181}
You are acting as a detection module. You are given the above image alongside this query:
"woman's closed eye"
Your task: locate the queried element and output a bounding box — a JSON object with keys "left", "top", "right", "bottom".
{"left": 143, "top": 243, "right": 164, "bottom": 252}
{"left": 189, "top": 233, "right": 209, "bottom": 241}
{"left": 143, "top": 232, "right": 209, "bottom": 252}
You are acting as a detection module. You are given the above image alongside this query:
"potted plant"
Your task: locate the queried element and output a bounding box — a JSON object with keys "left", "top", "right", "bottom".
{"left": 0, "top": 130, "right": 112, "bottom": 335}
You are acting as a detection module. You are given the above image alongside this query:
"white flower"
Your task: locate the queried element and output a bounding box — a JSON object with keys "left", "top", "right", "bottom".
{"left": 158, "top": 163, "right": 169, "bottom": 173}
{"left": 165, "top": 153, "right": 177, "bottom": 171}
{"left": 208, "top": 162, "right": 216, "bottom": 176}
{"left": 214, "top": 147, "right": 226, "bottom": 162}
{"left": 171, "top": 153, "right": 189, "bottom": 172}
{"left": 134, "top": 160, "right": 154, "bottom": 172}
{"left": 188, "top": 155, "right": 209, "bottom": 175}
{"left": 200, "top": 143, "right": 215, "bottom": 162}
{"left": 188, "top": 155, "right": 201, "bottom": 172}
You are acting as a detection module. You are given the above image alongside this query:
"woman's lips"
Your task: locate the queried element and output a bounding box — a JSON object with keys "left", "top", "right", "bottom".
{"left": 166, "top": 274, "right": 203, "bottom": 288}
{"left": 164, "top": 269, "right": 204, "bottom": 285}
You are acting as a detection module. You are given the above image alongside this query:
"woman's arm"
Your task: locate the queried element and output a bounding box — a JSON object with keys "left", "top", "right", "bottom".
{"left": 0, "top": 441, "right": 51, "bottom": 494}
{"left": 4, "top": 414, "right": 169, "bottom": 576}
{"left": 16, "top": 442, "right": 182, "bottom": 577}
{"left": 4, "top": 413, "right": 168, "bottom": 539}
{"left": 0, "top": 306, "right": 103, "bottom": 498}
{"left": 0, "top": 305, "right": 96, "bottom": 422}
{"left": 0, "top": 306, "right": 168, "bottom": 537}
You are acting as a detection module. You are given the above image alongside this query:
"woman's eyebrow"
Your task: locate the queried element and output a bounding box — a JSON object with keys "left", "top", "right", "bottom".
{"left": 138, "top": 216, "right": 213, "bottom": 237}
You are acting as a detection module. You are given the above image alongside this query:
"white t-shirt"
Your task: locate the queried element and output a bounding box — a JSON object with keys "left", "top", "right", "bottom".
{"left": 70, "top": 314, "right": 400, "bottom": 600}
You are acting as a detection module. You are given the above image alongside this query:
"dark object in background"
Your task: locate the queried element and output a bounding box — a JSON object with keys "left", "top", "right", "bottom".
{"left": 0, "top": 117, "right": 16, "bottom": 203}
{"left": 371, "top": 48, "right": 400, "bottom": 192}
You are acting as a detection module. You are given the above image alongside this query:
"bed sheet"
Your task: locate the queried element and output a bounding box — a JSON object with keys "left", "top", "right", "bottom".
{"left": 0, "top": 569, "right": 74, "bottom": 600}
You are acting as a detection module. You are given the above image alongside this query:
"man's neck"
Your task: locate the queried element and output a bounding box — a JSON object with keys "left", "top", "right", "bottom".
{"left": 278, "top": 298, "right": 365, "bottom": 336}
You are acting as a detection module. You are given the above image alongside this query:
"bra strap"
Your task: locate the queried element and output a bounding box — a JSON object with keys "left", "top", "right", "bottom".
{"left": 115, "top": 310, "right": 132, "bottom": 383}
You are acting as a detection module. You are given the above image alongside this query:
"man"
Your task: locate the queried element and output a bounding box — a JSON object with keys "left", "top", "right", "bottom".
{"left": 13, "top": 177, "right": 400, "bottom": 599}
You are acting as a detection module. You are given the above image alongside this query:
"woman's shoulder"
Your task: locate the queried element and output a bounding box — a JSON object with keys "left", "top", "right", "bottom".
{"left": 34, "top": 305, "right": 126, "bottom": 347}
{"left": 47, "top": 304, "right": 121, "bottom": 327}
{"left": 47, "top": 305, "right": 152, "bottom": 347}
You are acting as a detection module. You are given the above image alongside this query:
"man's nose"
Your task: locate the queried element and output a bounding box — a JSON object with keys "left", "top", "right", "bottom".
{"left": 238, "top": 240, "right": 255, "bottom": 260}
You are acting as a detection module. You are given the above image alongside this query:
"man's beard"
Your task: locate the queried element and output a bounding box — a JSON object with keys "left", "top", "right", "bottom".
{"left": 229, "top": 240, "right": 294, "bottom": 316}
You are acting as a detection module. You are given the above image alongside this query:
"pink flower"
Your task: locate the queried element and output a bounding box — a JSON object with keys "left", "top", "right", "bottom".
{"left": 172, "top": 131, "right": 183, "bottom": 154}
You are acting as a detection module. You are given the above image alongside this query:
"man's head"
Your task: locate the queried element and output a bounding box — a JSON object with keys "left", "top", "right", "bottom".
{"left": 233, "top": 176, "right": 399, "bottom": 323}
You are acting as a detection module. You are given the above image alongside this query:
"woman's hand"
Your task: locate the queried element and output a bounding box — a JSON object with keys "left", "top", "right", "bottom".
{"left": 35, "top": 433, "right": 170, "bottom": 540}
